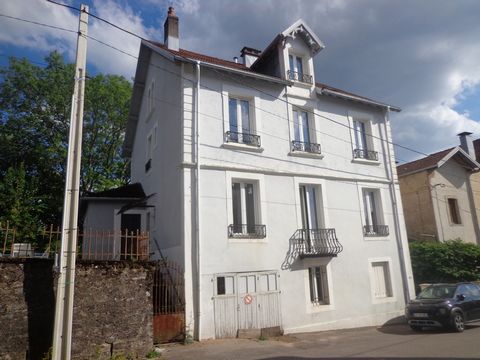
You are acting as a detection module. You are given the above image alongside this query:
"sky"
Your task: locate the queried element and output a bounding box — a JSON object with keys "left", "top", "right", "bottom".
{"left": 1, "top": 0, "right": 480, "bottom": 163}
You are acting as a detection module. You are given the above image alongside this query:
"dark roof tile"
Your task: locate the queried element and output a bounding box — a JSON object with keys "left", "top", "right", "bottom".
{"left": 397, "top": 148, "right": 453, "bottom": 176}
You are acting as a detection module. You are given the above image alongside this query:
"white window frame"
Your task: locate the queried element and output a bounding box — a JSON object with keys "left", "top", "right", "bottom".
{"left": 294, "top": 177, "right": 328, "bottom": 230}
{"left": 288, "top": 53, "right": 306, "bottom": 78}
{"left": 359, "top": 186, "right": 389, "bottom": 240}
{"left": 303, "top": 258, "right": 335, "bottom": 312}
{"left": 368, "top": 257, "right": 395, "bottom": 303}
{"left": 226, "top": 172, "right": 267, "bottom": 242}
{"left": 347, "top": 110, "right": 380, "bottom": 164}
{"left": 222, "top": 84, "right": 263, "bottom": 152}
{"left": 288, "top": 102, "right": 323, "bottom": 159}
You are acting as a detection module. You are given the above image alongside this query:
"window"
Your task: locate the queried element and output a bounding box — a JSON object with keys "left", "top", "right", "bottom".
{"left": 292, "top": 109, "right": 321, "bottom": 154}
{"left": 352, "top": 119, "right": 377, "bottom": 161}
{"left": 145, "top": 126, "right": 156, "bottom": 172}
{"left": 226, "top": 97, "right": 260, "bottom": 147}
{"left": 217, "top": 276, "right": 235, "bottom": 295}
{"left": 288, "top": 54, "right": 312, "bottom": 83}
{"left": 229, "top": 180, "right": 265, "bottom": 238}
{"left": 448, "top": 198, "right": 461, "bottom": 224}
{"left": 147, "top": 80, "right": 155, "bottom": 116}
{"left": 363, "top": 189, "right": 388, "bottom": 236}
{"left": 299, "top": 185, "right": 321, "bottom": 230}
{"left": 371, "top": 261, "right": 393, "bottom": 298}
{"left": 308, "top": 266, "right": 329, "bottom": 304}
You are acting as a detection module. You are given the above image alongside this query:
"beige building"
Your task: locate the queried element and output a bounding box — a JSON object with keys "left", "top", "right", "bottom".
{"left": 397, "top": 133, "right": 480, "bottom": 244}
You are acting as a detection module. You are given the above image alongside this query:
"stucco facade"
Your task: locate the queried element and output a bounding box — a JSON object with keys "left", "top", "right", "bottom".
{"left": 125, "top": 15, "right": 415, "bottom": 339}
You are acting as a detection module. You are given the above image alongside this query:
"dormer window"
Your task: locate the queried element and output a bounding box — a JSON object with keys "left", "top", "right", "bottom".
{"left": 288, "top": 54, "right": 312, "bottom": 84}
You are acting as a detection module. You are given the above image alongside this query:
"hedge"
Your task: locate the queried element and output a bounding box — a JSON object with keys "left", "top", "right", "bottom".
{"left": 409, "top": 240, "right": 480, "bottom": 285}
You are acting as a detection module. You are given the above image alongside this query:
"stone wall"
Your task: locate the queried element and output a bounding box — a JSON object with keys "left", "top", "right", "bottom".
{"left": 0, "top": 259, "right": 154, "bottom": 360}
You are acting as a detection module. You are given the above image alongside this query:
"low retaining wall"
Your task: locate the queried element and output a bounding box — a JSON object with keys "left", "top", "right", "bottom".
{"left": 0, "top": 259, "right": 154, "bottom": 360}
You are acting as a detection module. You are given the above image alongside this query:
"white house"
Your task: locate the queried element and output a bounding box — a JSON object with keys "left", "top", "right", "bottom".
{"left": 123, "top": 7, "right": 415, "bottom": 339}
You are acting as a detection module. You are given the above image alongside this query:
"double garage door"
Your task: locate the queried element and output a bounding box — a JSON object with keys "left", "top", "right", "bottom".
{"left": 213, "top": 271, "right": 282, "bottom": 338}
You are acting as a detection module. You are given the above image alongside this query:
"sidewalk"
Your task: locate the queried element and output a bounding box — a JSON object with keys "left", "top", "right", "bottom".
{"left": 160, "top": 324, "right": 480, "bottom": 359}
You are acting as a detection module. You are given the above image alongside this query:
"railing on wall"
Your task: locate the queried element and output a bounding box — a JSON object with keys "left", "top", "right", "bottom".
{"left": 0, "top": 222, "right": 149, "bottom": 261}
{"left": 353, "top": 148, "right": 378, "bottom": 161}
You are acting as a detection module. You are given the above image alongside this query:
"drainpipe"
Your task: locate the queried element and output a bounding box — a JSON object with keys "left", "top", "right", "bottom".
{"left": 383, "top": 107, "right": 412, "bottom": 303}
{"left": 193, "top": 60, "right": 201, "bottom": 340}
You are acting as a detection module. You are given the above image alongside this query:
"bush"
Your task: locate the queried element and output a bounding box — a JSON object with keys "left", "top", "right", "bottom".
{"left": 409, "top": 240, "right": 480, "bottom": 285}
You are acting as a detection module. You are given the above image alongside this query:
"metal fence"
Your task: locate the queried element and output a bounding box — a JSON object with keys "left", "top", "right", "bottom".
{"left": 0, "top": 222, "right": 149, "bottom": 261}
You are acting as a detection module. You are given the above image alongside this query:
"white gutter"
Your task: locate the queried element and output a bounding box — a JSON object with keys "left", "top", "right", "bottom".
{"left": 193, "top": 60, "right": 202, "bottom": 340}
{"left": 383, "top": 107, "right": 412, "bottom": 303}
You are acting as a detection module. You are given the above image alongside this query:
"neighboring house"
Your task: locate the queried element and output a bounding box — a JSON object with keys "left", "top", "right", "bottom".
{"left": 397, "top": 132, "right": 480, "bottom": 244}
{"left": 80, "top": 183, "right": 152, "bottom": 260}
{"left": 122, "top": 7, "right": 415, "bottom": 339}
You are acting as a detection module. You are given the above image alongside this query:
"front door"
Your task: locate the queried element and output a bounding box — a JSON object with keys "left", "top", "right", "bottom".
{"left": 213, "top": 271, "right": 281, "bottom": 338}
{"left": 120, "top": 213, "right": 141, "bottom": 260}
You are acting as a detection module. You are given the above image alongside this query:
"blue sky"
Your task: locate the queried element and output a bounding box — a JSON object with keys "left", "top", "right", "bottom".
{"left": 1, "top": 0, "right": 480, "bottom": 163}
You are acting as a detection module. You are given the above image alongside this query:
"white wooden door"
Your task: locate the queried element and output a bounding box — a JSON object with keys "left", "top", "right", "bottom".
{"left": 213, "top": 271, "right": 281, "bottom": 338}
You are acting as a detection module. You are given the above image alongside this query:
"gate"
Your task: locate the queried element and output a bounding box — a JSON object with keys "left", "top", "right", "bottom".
{"left": 153, "top": 260, "right": 185, "bottom": 343}
{"left": 213, "top": 271, "right": 281, "bottom": 338}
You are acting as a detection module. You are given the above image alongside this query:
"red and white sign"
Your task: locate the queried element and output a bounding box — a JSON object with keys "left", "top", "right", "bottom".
{"left": 243, "top": 294, "right": 253, "bottom": 305}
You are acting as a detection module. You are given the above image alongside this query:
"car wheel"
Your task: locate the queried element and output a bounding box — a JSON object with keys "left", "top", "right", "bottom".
{"left": 410, "top": 325, "right": 422, "bottom": 332}
{"left": 451, "top": 312, "right": 465, "bottom": 332}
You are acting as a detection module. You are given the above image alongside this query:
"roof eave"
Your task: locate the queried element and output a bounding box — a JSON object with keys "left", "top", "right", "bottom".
{"left": 317, "top": 87, "right": 401, "bottom": 112}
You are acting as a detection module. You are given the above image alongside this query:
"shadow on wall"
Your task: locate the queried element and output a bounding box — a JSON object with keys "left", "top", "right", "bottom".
{"left": 24, "top": 260, "right": 55, "bottom": 360}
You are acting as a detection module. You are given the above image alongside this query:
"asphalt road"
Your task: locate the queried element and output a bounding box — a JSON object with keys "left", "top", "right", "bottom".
{"left": 161, "top": 323, "right": 480, "bottom": 359}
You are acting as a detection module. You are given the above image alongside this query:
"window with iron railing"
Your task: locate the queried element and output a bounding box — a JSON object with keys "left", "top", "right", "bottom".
{"left": 230, "top": 181, "right": 265, "bottom": 238}
{"left": 226, "top": 97, "right": 260, "bottom": 147}
{"left": 353, "top": 148, "right": 378, "bottom": 161}
{"left": 352, "top": 119, "right": 378, "bottom": 161}
{"left": 288, "top": 54, "right": 313, "bottom": 84}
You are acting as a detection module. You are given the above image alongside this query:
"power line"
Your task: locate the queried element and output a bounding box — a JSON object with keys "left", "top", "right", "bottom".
{"left": 0, "top": 13, "right": 77, "bottom": 34}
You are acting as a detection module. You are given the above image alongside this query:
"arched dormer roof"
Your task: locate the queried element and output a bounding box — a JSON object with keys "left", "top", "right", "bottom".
{"left": 281, "top": 19, "right": 325, "bottom": 56}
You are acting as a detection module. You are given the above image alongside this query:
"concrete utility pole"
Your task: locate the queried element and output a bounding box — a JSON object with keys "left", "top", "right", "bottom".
{"left": 52, "top": 5, "right": 88, "bottom": 360}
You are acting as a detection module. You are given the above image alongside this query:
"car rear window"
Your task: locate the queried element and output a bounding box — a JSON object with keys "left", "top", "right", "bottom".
{"left": 417, "top": 285, "right": 456, "bottom": 299}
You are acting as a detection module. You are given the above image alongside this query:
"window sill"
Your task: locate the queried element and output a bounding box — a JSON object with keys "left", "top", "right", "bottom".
{"left": 364, "top": 234, "right": 390, "bottom": 241}
{"left": 145, "top": 108, "right": 155, "bottom": 123}
{"left": 352, "top": 158, "right": 380, "bottom": 165}
{"left": 307, "top": 303, "right": 335, "bottom": 313}
{"left": 372, "top": 296, "right": 397, "bottom": 304}
{"left": 290, "top": 80, "right": 314, "bottom": 89}
{"left": 222, "top": 142, "right": 264, "bottom": 153}
{"left": 289, "top": 151, "right": 324, "bottom": 159}
{"left": 228, "top": 237, "right": 268, "bottom": 243}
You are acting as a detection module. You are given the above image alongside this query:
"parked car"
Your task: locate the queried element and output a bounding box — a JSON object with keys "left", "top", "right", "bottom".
{"left": 405, "top": 282, "right": 480, "bottom": 332}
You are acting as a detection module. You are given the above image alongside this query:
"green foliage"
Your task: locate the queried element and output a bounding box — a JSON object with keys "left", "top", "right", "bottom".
{"left": 409, "top": 240, "right": 480, "bottom": 284}
{"left": 146, "top": 349, "right": 160, "bottom": 358}
{"left": 0, "top": 51, "right": 132, "bottom": 228}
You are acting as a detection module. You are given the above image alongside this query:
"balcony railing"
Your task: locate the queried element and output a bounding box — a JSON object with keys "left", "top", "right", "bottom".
{"left": 225, "top": 131, "right": 261, "bottom": 147}
{"left": 287, "top": 70, "right": 313, "bottom": 84}
{"left": 291, "top": 140, "right": 322, "bottom": 154}
{"left": 363, "top": 225, "right": 389, "bottom": 237}
{"left": 292, "top": 228, "right": 343, "bottom": 258}
{"left": 353, "top": 148, "right": 378, "bottom": 161}
{"left": 228, "top": 224, "right": 266, "bottom": 239}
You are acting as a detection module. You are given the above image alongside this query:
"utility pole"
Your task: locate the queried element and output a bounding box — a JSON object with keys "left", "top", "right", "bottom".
{"left": 52, "top": 5, "right": 88, "bottom": 360}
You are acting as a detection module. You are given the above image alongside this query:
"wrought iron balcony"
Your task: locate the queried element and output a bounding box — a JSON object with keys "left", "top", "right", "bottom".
{"left": 228, "top": 224, "right": 266, "bottom": 239}
{"left": 287, "top": 70, "right": 313, "bottom": 84}
{"left": 363, "top": 225, "right": 389, "bottom": 237}
{"left": 353, "top": 148, "right": 378, "bottom": 161}
{"left": 291, "top": 140, "right": 322, "bottom": 154}
{"left": 292, "top": 228, "right": 343, "bottom": 258}
{"left": 225, "top": 131, "right": 261, "bottom": 147}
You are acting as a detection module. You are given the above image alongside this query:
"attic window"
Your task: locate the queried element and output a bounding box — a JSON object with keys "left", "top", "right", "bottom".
{"left": 288, "top": 54, "right": 312, "bottom": 84}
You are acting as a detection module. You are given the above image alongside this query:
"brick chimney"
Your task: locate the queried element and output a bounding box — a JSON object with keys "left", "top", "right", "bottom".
{"left": 458, "top": 131, "right": 475, "bottom": 156}
{"left": 164, "top": 7, "right": 179, "bottom": 51}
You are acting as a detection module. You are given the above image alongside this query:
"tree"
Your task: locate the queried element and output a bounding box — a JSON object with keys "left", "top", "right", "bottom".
{"left": 0, "top": 51, "right": 132, "bottom": 229}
